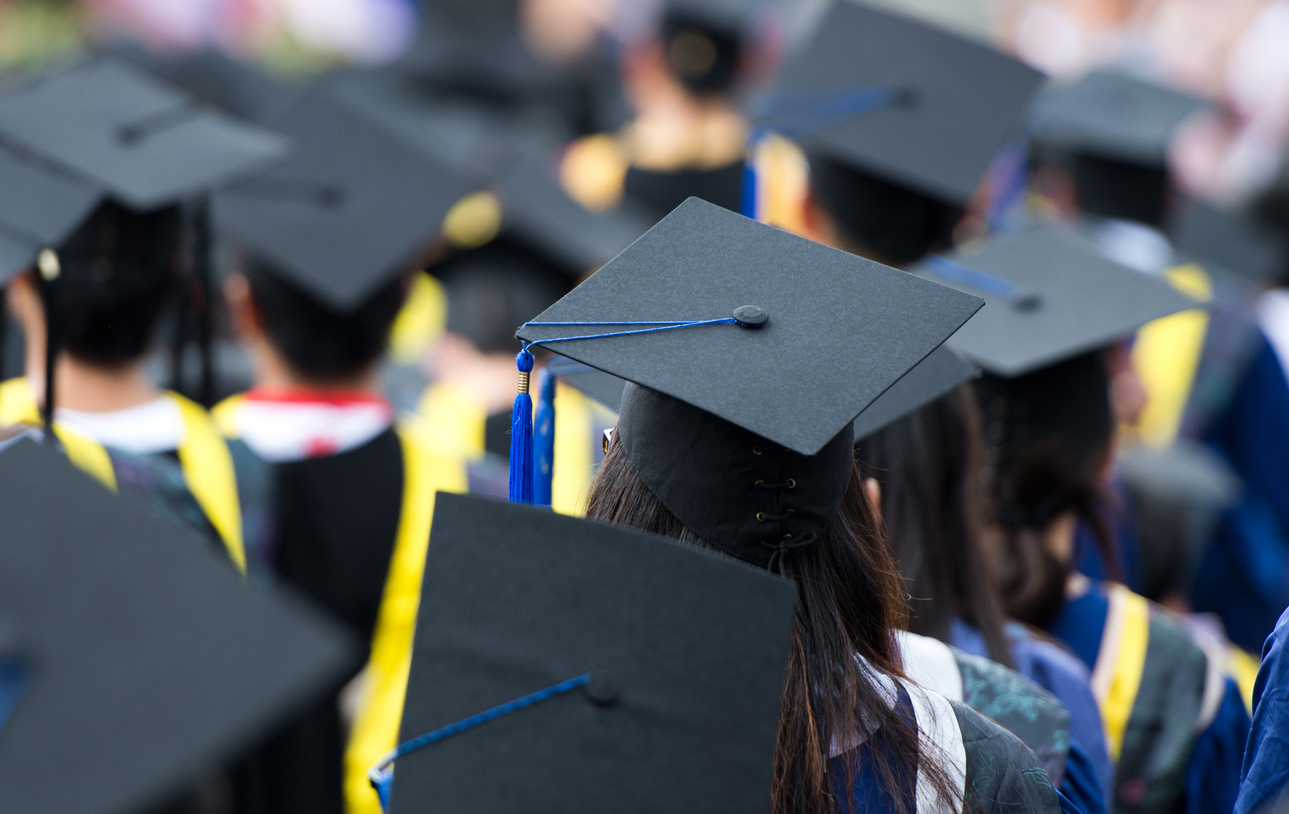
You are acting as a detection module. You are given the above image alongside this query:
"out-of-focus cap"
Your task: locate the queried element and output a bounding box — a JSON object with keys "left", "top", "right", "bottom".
{"left": 0, "top": 439, "right": 353, "bottom": 814}
{"left": 213, "top": 90, "right": 476, "bottom": 310}
{"left": 0, "top": 59, "right": 290, "bottom": 209}
{"left": 388, "top": 491, "right": 796, "bottom": 813}
{"left": 1168, "top": 196, "right": 1289, "bottom": 283}
{"left": 0, "top": 145, "right": 101, "bottom": 282}
{"left": 516, "top": 198, "right": 983, "bottom": 455}
{"left": 851, "top": 346, "right": 979, "bottom": 441}
{"left": 1028, "top": 70, "right": 1209, "bottom": 166}
{"left": 773, "top": 2, "right": 1044, "bottom": 205}
{"left": 908, "top": 224, "right": 1199, "bottom": 376}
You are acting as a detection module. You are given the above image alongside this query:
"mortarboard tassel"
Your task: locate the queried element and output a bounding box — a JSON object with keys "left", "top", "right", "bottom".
{"left": 533, "top": 367, "right": 556, "bottom": 508}
{"left": 36, "top": 248, "right": 61, "bottom": 443}
{"left": 740, "top": 127, "right": 766, "bottom": 221}
{"left": 508, "top": 347, "right": 536, "bottom": 504}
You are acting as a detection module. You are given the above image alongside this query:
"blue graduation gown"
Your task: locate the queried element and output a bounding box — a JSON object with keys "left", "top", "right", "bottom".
{"left": 1236, "top": 606, "right": 1289, "bottom": 814}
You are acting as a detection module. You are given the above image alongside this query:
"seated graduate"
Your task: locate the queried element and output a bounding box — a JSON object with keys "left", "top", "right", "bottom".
{"left": 1236, "top": 605, "right": 1289, "bottom": 814}
{"left": 916, "top": 223, "right": 1247, "bottom": 814}
{"left": 210, "top": 91, "right": 471, "bottom": 813}
{"left": 1030, "top": 71, "right": 1289, "bottom": 655}
{"left": 559, "top": 0, "right": 773, "bottom": 217}
{"left": 526, "top": 198, "right": 1063, "bottom": 812}
{"left": 856, "top": 373, "right": 1112, "bottom": 813}
{"left": 0, "top": 59, "right": 290, "bottom": 571}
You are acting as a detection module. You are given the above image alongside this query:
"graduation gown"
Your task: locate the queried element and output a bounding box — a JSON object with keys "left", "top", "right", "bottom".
{"left": 1235, "top": 605, "right": 1289, "bottom": 814}
{"left": 836, "top": 671, "right": 1064, "bottom": 813}
{"left": 1047, "top": 578, "right": 1249, "bottom": 814}
{"left": 215, "top": 395, "right": 466, "bottom": 814}
{"left": 902, "top": 632, "right": 1106, "bottom": 813}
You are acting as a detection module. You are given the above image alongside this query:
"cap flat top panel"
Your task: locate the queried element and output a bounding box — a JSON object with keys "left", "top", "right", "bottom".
{"left": 1028, "top": 70, "right": 1208, "bottom": 164}
{"left": 0, "top": 59, "right": 289, "bottom": 209}
{"left": 775, "top": 2, "right": 1044, "bottom": 205}
{"left": 0, "top": 145, "right": 102, "bottom": 281}
{"left": 851, "top": 345, "right": 979, "bottom": 441}
{"left": 214, "top": 91, "right": 475, "bottom": 310}
{"left": 0, "top": 440, "right": 353, "bottom": 814}
{"left": 517, "top": 198, "right": 983, "bottom": 455}
{"left": 391, "top": 492, "right": 796, "bottom": 814}
{"left": 498, "top": 145, "right": 655, "bottom": 274}
{"left": 909, "top": 225, "right": 1198, "bottom": 376}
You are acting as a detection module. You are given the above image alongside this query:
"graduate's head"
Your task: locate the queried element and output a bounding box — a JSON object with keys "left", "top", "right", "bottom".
{"left": 586, "top": 386, "right": 944, "bottom": 814}
{"left": 973, "top": 350, "right": 1117, "bottom": 626}
{"left": 803, "top": 149, "right": 965, "bottom": 267}
{"left": 659, "top": 7, "right": 746, "bottom": 97}
{"left": 1070, "top": 151, "right": 1171, "bottom": 228}
{"left": 49, "top": 199, "right": 182, "bottom": 366}
{"left": 232, "top": 253, "right": 408, "bottom": 384}
{"left": 856, "top": 386, "right": 1014, "bottom": 668}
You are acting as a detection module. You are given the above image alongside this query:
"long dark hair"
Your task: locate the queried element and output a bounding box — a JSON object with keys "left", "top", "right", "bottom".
{"left": 974, "top": 351, "right": 1119, "bottom": 627}
{"left": 587, "top": 434, "right": 959, "bottom": 814}
{"left": 857, "top": 386, "right": 1015, "bottom": 668}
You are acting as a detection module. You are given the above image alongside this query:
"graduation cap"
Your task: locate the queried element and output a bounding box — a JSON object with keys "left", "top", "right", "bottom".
{"left": 511, "top": 198, "right": 981, "bottom": 567}
{"left": 907, "top": 224, "right": 1198, "bottom": 377}
{"left": 0, "top": 439, "right": 353, "bottom": 814}
{"left": 851, "top": 346, "right": 979, "bottom": 442}
{"left": 0, "top": 144, "right": 101, "bottom": 283}
{"left": 771, "top": 2, "right": 1044, "bottom": 206}
{"left": 1168, "top": 196, "right": 1289, "bottom": 284}
{"left": 213, "top": 90, "right": 476, "bottom": 311}
{"left": 1028, "top": 70, "right": 1209, "bottom": 166}
{"left": 377, "top": 491, "right": 797, "bottom": 813}
{"left": 0, "top": 58, "right": 290, "bottom": 210}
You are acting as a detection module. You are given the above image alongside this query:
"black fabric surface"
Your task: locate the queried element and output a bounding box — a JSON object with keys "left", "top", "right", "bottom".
{"left": 390, "top": 492, "right": 796, "bottom": 814}
{"left": 0, "top": 144, "right": 101, "bottom": 282}
{"left": 0, "top": 439, "right": 353, "bottom": 814}
{"left": 624, "top": 162, "right": 744, "bottom": 219}
{"left": 851, "top": 346, "right": 978, "bottom": 442}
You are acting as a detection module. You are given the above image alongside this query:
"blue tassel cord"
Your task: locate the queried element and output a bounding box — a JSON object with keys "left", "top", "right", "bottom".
{"left": 368, "top": 673, "right": 591, "bottom": 810}
{"left": 508, "top": 348, "right": 535, "bottom": 504}
{"left": 533, "top": 367, "right": 557, "bottom": 508}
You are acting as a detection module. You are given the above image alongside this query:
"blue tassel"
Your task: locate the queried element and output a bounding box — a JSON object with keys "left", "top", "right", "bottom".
{"left": 508, "top": 347, "right": 535, "bottom": 504}
{"left": 533, "top": 367, "right": 556, "bottom": 508}
{"left": 740, "top": 128, "right": 765, "bottom": 220}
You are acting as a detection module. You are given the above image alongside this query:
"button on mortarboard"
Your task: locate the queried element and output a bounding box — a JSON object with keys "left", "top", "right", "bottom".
{"left": 774, "top": 2, "right": 1044, "bottom": 206}
{"left": 1028, "top": 70, "right": 1208, "bottom": 167}
{"left": 0, "top": 144, "right": 101, "bottom": 283}
{"left": 0, "top": 59, "right": 290, "bottom": 210}
{"left": 387, "top": 492, "right": 796, "bottom": 814}
{"left": 516, "top": 197, "right": 984, "bottom": 455}
{"left": 0, "top": 439, "right": 354, "bottom": 814}
{"left": 908, "top": 224, "right": 1199, "bottom": 377}
{"left": 213, "top": 90, "right": 477, "bottom": 311}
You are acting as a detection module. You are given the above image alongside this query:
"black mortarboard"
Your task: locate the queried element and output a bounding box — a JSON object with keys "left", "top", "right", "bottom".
{"left": 0, "top": 144, "right": 101, "bottom": 282}
{"left": 1028, "top": 70, "right": 1208, "bottom": 166}
{"left": 517, "top": 197, "right": 983, "bottom": 455}
{"left": 773, "top": 2, "right": 1044, "bottom": 205}
{"left": 213, "top": 91, "right": 476, "bottom": 310}
{"left": 512, "top": 198, "right": 981, "bottom": 568}
{"left": 908, "top": 224, "right": 1197, "bottom": 377}
{"left": 0, "top": 59, "right": 289, "bottom": 210}
{"left": 851, "top": 346, "right": 979, "bottom": 442}
{"left": 1168, "top": 196, "right": 1289, "bottom": 284}
{"left": 384, "top": 492, "right": 796, "bottom": 813}
{"left": 0, "top": 439, "right": 353, "bottom": 814}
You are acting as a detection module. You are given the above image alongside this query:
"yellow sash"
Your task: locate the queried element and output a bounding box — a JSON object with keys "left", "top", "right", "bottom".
{"left": 1131, "top": 265, "right": 1213, "bottom": 447}
{"left": 0, "top": 379, "right": 245, "bottom": 572}
{"left": 343, "top": 424, "right": 466, "bottom": 814}
{"left": 1090, "top": 583, "right": 1151, "bottom": 761}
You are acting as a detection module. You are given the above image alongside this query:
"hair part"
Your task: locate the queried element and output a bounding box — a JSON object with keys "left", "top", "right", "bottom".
{"left": 242, "top": 253, "right": 408, "bottom": 381}
{"left": 54, "top": 200, "right": 183, "bottom": 366}
{"left": 587, "top": 432, "right": 961, "bottom": 814}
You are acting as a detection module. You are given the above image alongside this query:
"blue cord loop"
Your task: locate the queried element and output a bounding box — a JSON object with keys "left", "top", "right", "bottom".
{"left": 368, "top": 673, "right": 592, "bottom": 810}
{"left": 533, "top": 366, "right": 557, "bottom": 508}
{"left": 923, "top": 255, "right": 1043, "bottom": 310}
{"left": 521, "top": 317, "right": 740, "bottom": 348}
